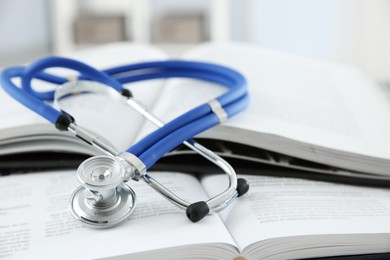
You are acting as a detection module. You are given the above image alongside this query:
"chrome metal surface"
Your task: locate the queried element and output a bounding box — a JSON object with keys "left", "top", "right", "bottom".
{"left": 117, "top": 152, "right": 147, "bottom": 181}
{"left": 68, "top": 123, "right": 117, "bottom": 156}
{"left": 142, "top": 174, "right": 189, "bottom": 209}
{"left": 67, "top": 123, "right": 117, "bottom": 156}
{"left": 126, "top": 99, "right": 163, "bottom": 127}
{"left": 71, "top": 155, "right": 137, "bottom": 228}
{"left": 208, "top": 99, "right": 228, "bottom": 123}
{"left": 77, "top": 156, "right": 124, "bottom": 191}
{"left": 54, "top": 80, "right": 126, "bottom": 107}
{"left": 69, "top": 183, "right": 136, "bottom": 228}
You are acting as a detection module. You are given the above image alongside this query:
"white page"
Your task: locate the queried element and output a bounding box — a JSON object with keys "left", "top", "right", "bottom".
{"left": 145, "top": 42, "right": 390, "bottom": 159}
{"left": 0, "top": 171, "right": 236, "bottom": 259}
{"left": 202, "top": 174, "right": 390, "bottom": 253}
{"left": 0, "top": 43, "right": 168, "bottom": 151}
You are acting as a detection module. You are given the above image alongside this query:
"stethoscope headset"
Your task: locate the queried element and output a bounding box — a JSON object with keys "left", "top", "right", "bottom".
{"left": 0, "top": 57, "right": 250, "bottom": 228}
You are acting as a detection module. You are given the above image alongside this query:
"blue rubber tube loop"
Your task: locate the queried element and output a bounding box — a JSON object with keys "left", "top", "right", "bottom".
{"left": 1, "top": 67, "right": 61, "bottom": 123}
{"left": 224, "top": 93, "right": 250, "bottom": 118}
{"left": 104, "top": 61, "right": 247, "bottom": 106}
{"left": 21, "top": 56, "right": 123, "bottom": 101}
{"left": 110, "top": 70, "right": 233, "bottom": 88}
{"left": 24, "top": 59, "right": 247, "bottom": 108}
{"left": 108, "top": 67, "right": 247, "bottom": 108}
{"left": 21, "top": 58, "right": 247, "bottom": 158}
{"left": 125, "top": 71, "right": 246, "bottom": 156}
{"left": 36, "top": 71, "right": 68, "bottom": 85}
{"left": 1, "top": 57, "right": 249, "bottom": 169}
{"left": 104, "top": 60, "right": 243, "bottom": 84}
{"left": 33, "top": 67, "right": 247, "bottom": 111}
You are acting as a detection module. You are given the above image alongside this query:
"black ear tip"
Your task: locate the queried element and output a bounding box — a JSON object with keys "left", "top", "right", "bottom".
{"left": 55, "top": 113, "right": 74, "bottom": 131}
{"left": 121, "top": 88, "right": 132, "bottom": 98}
{"left": 186, "top": 201, "right": 210, "bottom": 222}
{"left": 237, "top": 178, "right": 249, "bottom": 197}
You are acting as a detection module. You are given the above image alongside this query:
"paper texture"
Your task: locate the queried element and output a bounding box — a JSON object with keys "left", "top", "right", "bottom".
{"left": 0, "top": 171, "right": 235, "bottom": 259}
{"left": 202, "top": 174, "right": 390, "bottom": 254}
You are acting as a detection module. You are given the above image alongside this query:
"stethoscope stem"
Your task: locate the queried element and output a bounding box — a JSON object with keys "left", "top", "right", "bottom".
{"left": 66, "top": 96, "right": 240, "bottom": 213}
{"left": 126, "top": 98, "right": 239, "bottom": 213}
{"left": 67, "top": 122, "right": 118, "bottom": 157}
{"left": 126, "top": 99, "right": 164, "bottom": 127}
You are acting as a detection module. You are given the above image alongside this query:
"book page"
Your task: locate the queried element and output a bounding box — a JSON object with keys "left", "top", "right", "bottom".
{"left": 144, "top": 42, "right": 390, "bottom": 160}
{"left": 0, "top": 171, "right": 236, "bottom": 259}
{"left": 201, "top": 174, "right": 390, "bottom": 253}
{"left": 0, "top": 43, "right": 168, "bottom": 151}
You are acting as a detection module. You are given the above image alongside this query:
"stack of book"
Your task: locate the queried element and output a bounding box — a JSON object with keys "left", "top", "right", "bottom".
{"left": 1, "top": 42, "right": 390, "bottom": 259}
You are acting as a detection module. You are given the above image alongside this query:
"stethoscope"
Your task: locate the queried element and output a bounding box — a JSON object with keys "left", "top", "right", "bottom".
{"left": 0, "top": 57, "right": 250, "bottom": 228}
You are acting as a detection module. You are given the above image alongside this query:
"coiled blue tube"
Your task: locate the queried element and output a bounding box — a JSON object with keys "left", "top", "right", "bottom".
{"left": 18, "top": 59, "right": 248, "bottom": 159}
{"left": 22, "top": 56, "right": 123, "bottom": 100}
{"left": 1, "top": 67, "right": 62, "bottom": 123}
{"left": 0, "top": 58, "right": 249, "bottom": 169}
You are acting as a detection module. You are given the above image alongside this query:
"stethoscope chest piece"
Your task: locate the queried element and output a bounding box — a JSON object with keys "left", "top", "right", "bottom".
{"left": 69, "top": 156, "right": 136, "bottom": 228}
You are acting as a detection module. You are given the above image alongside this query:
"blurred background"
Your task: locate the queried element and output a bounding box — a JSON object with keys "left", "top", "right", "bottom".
{"left": 1, "top": 0, "right": 390, "bottom": 80}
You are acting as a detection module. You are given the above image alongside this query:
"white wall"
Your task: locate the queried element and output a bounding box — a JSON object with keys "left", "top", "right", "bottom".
{"left": 0, "top": 0, "right": 50, "bottom": 66}
{"left": 3, "top": 0, "right": 390, "bottom": 80}
{"left": 231, "top": 0, "right": 336, "bottom": 59}
{"left": 230, "top": 0, "right": 390, "bottom": 80}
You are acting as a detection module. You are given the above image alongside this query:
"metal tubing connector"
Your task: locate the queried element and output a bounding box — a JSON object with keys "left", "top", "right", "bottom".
{"left": 117, "top": 152, "right": 147, "bottom": 182}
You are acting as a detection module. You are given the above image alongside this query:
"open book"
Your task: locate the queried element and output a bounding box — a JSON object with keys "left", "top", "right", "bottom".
{"left": 2, "top": 43, "right": 390, "bottom": 258}
{"left": 1, "top": 169, "right": 390, "bottom": 259}
{"left": 1, "top": 42, "right": 390, "bottom": 180}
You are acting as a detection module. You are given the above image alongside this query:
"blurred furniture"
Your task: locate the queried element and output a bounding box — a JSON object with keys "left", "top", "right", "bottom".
{"left": 50, "top": 0, "right": 230, "bottom": 56}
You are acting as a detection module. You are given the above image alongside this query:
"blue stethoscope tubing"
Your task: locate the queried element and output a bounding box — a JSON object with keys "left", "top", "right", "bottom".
{"left": 1, "top": 57, "right": 249, "bottom": 169}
